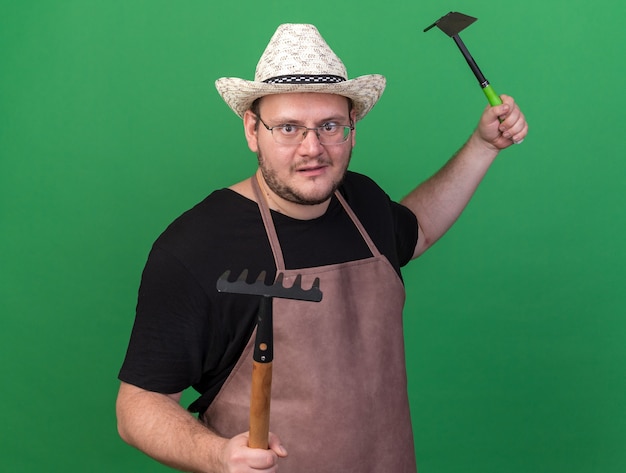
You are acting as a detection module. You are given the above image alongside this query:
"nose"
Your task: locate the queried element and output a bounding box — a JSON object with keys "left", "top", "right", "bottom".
{"left": 300, "top": 128, "right": 325, "bottom": 154}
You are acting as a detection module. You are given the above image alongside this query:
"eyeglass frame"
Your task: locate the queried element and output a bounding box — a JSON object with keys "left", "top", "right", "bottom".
{"left": 255, "top": 115, "right": 354, "bottom": 146}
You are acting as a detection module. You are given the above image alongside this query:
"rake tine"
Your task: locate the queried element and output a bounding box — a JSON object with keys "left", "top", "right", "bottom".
{"left": 311, "top": 277, "right": 320, "bottom": 291}
{"left": 216, "top": 269, "right": 322, "bottom": 302}
{"left": 292, "top": 274, "right": 302, "bottom": 289}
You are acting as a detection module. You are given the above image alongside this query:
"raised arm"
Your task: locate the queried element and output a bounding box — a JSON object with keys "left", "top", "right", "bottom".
{"left": 116, "top": 382, "right": 287, "bottom": 473}
{"left": 401, "top": 94, "right": 528, "bottom": 259}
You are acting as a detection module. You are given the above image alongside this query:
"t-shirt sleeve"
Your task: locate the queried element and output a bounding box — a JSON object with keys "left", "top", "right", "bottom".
{"left": 391, "top": 201, "right": 418, "bottom": 267}
{"left": 118, "top": 245, "right": 209, "bottom": 393}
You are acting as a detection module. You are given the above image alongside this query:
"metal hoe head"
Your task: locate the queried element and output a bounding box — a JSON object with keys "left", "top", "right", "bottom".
{"left": 423, "top": 11, "right": 477, "bottom": 37}
{"left": 423, "top": 11, "right": 503, "bottom": 107}
{"left": 216, "top": 269, "right": 322, "bottom": 302}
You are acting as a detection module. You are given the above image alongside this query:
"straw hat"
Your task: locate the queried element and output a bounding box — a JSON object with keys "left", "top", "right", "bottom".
{"left": 215, "top": 24, "right": 386, "bottom": 122}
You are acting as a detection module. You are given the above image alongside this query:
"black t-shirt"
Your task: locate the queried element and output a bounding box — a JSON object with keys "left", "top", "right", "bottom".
{"left": 118, "top": 171, "right": 418, "bottom": 414}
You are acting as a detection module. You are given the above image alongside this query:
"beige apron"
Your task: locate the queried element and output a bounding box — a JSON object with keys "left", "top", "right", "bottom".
{"left": 204, "top": 178, "right": 416, "bottom": 472}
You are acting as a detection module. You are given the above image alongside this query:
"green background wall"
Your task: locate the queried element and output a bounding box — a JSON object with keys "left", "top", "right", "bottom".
{"left": 1, "top": 1, "right": 624, "bottom": 471}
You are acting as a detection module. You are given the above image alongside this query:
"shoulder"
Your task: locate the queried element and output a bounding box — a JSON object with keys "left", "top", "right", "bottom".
{"left": 338, "top": 171, "right": 397, "bottom": 218}
{"left": 147, "top": 188, "right": 275, "bottom": 285}
{"left": 154, "top": 189, "right": 260, "bottom": 249}
{"left": 339, "top": 171, "right": 386, "bottom": 197}
{"left": 163, "top": 188, "right": 251, "bottom": 231}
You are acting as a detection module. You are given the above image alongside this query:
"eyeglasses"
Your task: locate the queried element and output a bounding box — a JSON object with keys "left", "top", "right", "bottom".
{"left": 256, "top": 115, "right": 354, "bottom": 146}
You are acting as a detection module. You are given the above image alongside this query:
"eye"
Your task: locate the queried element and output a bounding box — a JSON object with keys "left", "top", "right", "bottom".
{"left": 320, "top": 123, "right": 339, "bottom": 134}
{"left": 278, "top": 124, "right": 300, "bottom": 135}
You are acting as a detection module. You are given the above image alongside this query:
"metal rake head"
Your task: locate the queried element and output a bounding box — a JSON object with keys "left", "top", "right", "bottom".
{"left": 216, "top": 269, "right": 323, "bottom": 302}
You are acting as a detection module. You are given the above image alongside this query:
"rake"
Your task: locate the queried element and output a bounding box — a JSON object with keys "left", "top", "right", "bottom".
{"left": 216, "top": 269, "right": 323, "bottom": 449}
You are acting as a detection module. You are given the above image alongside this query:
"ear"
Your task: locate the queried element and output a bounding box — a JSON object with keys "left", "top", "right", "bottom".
{"left": 243, "top": 110, "right": 259, "bottom": 153}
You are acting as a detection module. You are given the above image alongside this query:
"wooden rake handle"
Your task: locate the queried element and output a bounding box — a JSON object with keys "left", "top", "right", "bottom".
{"left": 249, "top": 360, "right": 272, "bottom": 449}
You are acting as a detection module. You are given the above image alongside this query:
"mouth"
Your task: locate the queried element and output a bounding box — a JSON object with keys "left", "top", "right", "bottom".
{"left": 295, "top": 161, "right": 330, "bottom": 176}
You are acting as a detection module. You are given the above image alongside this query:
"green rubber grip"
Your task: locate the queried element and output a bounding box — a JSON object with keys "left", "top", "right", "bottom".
{"left": 483, "top": 84, "right": 502, "bottom": 106}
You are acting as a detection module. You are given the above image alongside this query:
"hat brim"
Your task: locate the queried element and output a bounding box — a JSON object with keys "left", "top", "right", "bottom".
{"left": 215, "top": 74, "right": 386, "bottom": 122}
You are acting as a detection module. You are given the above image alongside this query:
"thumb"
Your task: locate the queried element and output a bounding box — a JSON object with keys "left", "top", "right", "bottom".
{"left": 490, "top": 102, "right": 510, "bottom": 121}
{"left": 268, "top": 432, "right": 288, "bottom": 458}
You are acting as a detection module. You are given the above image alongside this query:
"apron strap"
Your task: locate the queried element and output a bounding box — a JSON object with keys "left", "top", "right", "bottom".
{"left": 251, "top": 173, "right": 383, "bottom": 270}
{"left": 252, "top": 174, "right": 285, "bottom": 271}
{"left": 333, "top": 190, "right": 381, "bottom": 258}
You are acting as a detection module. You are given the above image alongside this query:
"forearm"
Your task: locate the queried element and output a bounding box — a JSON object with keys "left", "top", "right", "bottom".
{"left": 116, "top": 382, "right": 227, "bottom": 473}
{"left": 401, "top": 131, "right": 499, "bottom": 258}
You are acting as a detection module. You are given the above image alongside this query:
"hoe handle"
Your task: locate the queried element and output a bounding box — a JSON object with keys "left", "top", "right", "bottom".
{"left": 249, "top": 360, "right": 272, "bottom": 449}
{"left": 482, "top": 84, "right": 502, "bottom": 107}
{"left": 452, "top": 35, "right": 503, "bottom": 107}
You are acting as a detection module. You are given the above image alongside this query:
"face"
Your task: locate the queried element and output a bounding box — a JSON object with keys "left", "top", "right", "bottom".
{"left": 244, "top": 93, "right": 356, "bottom": 207}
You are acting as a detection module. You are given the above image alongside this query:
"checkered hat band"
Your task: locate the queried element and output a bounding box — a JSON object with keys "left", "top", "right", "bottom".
{"left": 263, "top": 74, "right": 346, "bottom": 84}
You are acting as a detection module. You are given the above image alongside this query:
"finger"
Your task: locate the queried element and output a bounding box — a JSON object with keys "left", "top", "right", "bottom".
{"left": 492, "top": 94, "right": 516, "bottom": 116}
{"left": 268, "top": 432, "right": 288, "bottom": 458}
{"left": 498, "top": 104, "right": 526, "bottom": 140}
{"left": 502, "top": 105, "right": 520, "bottom": 125}
{"left": 248, "top": 449, "right": 279, "bottom": 470}
{"left": 490, "top": 102, "right": 511, "bottom": 122}
{"left": 503, "top": 110, "right": 527, "bottom": 139}
{"left": 512, "top": 122, "right": 529, "bottom": 144}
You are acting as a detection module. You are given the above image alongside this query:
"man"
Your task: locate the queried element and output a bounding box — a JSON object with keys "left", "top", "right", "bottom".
{"left": 116, "top": 24, "right": 528, "bottom": 472}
